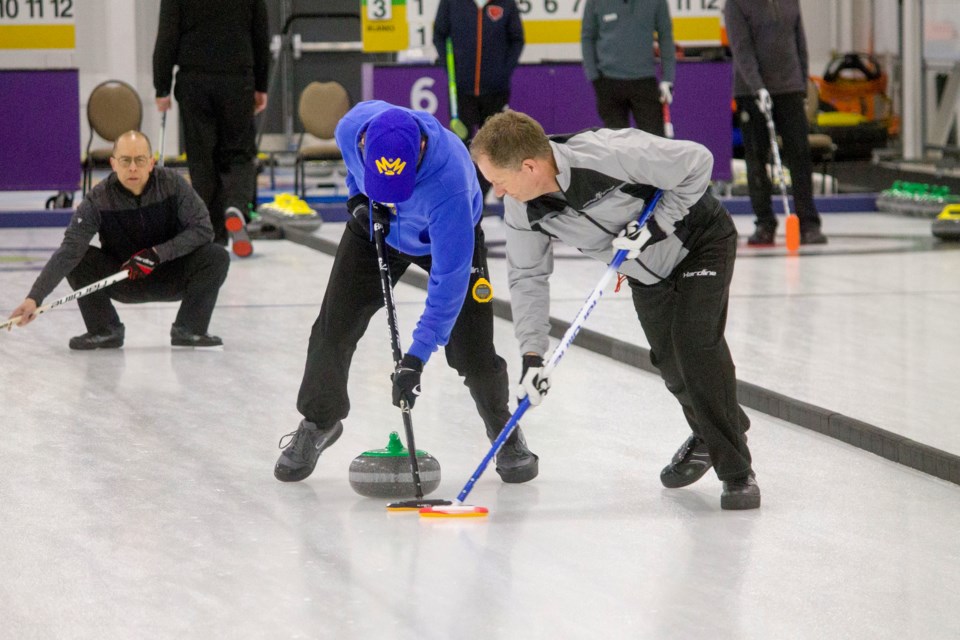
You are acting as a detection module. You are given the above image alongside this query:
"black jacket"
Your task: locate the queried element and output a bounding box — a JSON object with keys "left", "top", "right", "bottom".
{"left": 28, "top": 168, "right": 213, "bottom": 304}
{"left": 724, "top": 0, "right": 809, "bottom": 96}
{"left": 433, "top": 0, "right": 525, "bottom": 96}
{"left": 153, "top": 0, "right": 270, "bottom": 96}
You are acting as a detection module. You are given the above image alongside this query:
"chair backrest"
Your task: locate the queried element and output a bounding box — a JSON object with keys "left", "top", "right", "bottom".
{"left": 298, "top": 81, "right": 351, "bottom": 140}
{"left": 87, "top": 80, "right": 143, "bottom": 143}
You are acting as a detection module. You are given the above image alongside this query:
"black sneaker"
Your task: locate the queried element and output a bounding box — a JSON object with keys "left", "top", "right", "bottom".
{"left": 225, "top": 206, "right": 253, "bottom": 258}
{"left": 69, "top": 324, "right": 125, "bottom": 350}
{"left": 800, "top": 228, "right": 828, "bottom": 245}
{"left": 721, "top": 473, "right": 761, "bottom": 510}
{"left": 660, "top": 435, "right": 713, "bottom": 489}
{"left": 170, "top": 324, "right": 223, "bottom": 347}
{"left": 495, "top": 427, "right": 539, "bottom": 483}
{"left": 274, "top": 419, "right": 343, "bottom": 482}
{"left": 746, "top": 226, "right": 776, "bottom": 246}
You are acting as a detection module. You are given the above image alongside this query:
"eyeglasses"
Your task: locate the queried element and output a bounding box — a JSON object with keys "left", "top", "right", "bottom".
{"left": 114, "top": 155, "right": 150, "bottom": 168}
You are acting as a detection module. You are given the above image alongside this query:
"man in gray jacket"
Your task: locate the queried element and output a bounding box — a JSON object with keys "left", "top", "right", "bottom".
{"left": 725, "top": 0, "right": 827, "bottom": 245}
{"left": 471, "top": 110, "right": 759, "bottom": 510}
{"left": 7, "top": 131, "right": 230, "bottom": 349}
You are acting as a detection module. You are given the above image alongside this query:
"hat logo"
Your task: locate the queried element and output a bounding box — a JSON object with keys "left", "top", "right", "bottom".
{"left": 375, "top": 157, "right": 407, "bottom": 176}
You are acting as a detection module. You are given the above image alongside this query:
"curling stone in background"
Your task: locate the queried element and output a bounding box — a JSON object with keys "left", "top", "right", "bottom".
{"left": 932, "top": 204, "right": 960, "bottom": 241}
{"left": 348, "top": 432, "right": 441, "bottom": 498}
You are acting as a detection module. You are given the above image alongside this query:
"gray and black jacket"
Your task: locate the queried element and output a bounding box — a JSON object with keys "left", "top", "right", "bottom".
{"left": 504, "top": 128, "right": 723, "bottom": 356}
{"left": 27, "top": 167, "right": 214, "bottom": 304}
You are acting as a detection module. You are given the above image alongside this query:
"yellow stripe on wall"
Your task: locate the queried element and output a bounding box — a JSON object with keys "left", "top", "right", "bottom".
{"left": 0, "top": 24, "right": 75, "bottom": 49}
{"left": 524, "top": 20, "right": 581, "bottom": 44}
{"left": 521, "top": 16, "right": 722, "bottom": 46}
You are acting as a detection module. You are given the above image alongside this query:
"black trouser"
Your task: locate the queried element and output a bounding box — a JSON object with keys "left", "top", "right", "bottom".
{"left": 592, "top": 76, "right": 664, "bottom": 136}
{"left": 175, "top": 69, "right": 258, "bottom": 244}
{"left": 297, "top": 219, "right": 513, "bottom": 443}
{"left": 459, "top": 90, "right": 510, "bottom": 198}
{"left": 628, "top": 209, "right": 752, "bottom": 480}
{"left": 737, "top": 91, "right": 822, "bottom": 233}
{"left": 66, "top": 244, "right": 230, "bottom": 335}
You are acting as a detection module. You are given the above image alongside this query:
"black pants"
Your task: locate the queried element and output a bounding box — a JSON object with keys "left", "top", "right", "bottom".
{"left": 628, "top": 209, "right": 752, "bottom": 480}
{"left": 66, "top": 244, "right": 230, "bottom": 335}
{"left": 459, "top": 90, "right": 510, "bottom": 198}
{"left": 297, "top": 220, "right": 513, "bottom": 442}
{"left": 592, "top": 76, "right": 664, "bottom": 136}
{"left": 175, "top": 70, "right": 258, "bottom": 244}
{"left": 737, "top": 91, "right": 822, "bottom": 233}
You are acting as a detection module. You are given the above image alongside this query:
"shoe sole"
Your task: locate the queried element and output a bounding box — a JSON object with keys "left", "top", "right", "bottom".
{"left": 225, "top": 212, "right": 253, "bottom": 258}
{"left": 274, "top": 422, "right": 343, "bottom": 482}
{"left": 660, "top": 459, "right": 713, "bottom": 489}
{"left": 496, "top": 457, "right": 539, "bottom": 484}
{"left": 721, "top": 493, "right": 761, "bottom": 510}
{"left": 171, "top": 339, "right": 223, "bottom": 348}
{"left": 69, "top": 340, "right": 123, "bottom": 351}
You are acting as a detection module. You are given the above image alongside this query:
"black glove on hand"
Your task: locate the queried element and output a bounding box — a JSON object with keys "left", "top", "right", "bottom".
{"left": 122, "top": 248, "right": 159, "bottom": 281}
{"left": 369, "top": 201, "right": 392, "bottom": 235}
{"left": 347, "top": 194, "right": 371, "bottom": 232}
{"left": 519, "top": 353, "right": 550, "bottom": 406}
{"left": 391, "top": 353, "right": 423, "bottom": 409}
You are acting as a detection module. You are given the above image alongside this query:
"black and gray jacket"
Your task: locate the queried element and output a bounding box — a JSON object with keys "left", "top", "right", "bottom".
{"left": 27, "top": 167, "right": 214, "bottom": 304}
{"left": 504, "top": 128, "right": 723, "bottom": 356}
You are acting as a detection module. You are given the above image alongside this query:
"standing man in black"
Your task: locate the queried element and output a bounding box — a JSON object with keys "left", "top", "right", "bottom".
{"left": 153, "top": 0, "right": 270, "bottom": 257}
{"left": 433, "top": 0, "right": 525, "bottom": 198}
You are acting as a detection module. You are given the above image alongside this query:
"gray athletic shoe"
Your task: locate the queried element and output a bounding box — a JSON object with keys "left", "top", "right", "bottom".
{"left": 660, "top": 435, "right": 713, "bottom": 489}
{"left": 495, "top": 427, "right": 539, "bottom": 484}
{"left": 721, "top": 473, "right": 761, "bottom": 510}
{"left": 274, "top": 419, "right": 343, "bottom": 482}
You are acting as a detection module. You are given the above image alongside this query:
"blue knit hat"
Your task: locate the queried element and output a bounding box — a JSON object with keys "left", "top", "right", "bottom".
{"left": 363, "top": 108, "right": 421, "bottom": 204}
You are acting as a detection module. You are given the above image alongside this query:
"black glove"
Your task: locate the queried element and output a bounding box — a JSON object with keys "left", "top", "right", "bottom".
{"left": 391, "top": 353, "right": 423, "bottom": 409}
{"left": 347, "top": 194, "right": 391, "bottom": 236}
{"left": 122, "top": 248, "right": 159, "bottom": 280}
{"left": 518, "top": 353, "right": 550, "bottom": 406}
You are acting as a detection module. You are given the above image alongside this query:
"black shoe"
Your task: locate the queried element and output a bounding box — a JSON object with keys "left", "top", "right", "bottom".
{"left": 660, "top": 435, "right": 713, "bottom": 489}
{"left": 800, "top": 228, "right": 828, "bottom": 245}
{"left": 494, "top": 427, "right": 539, "bottom": 483}
{"left": 746, "top": 226, "right": 776, "bottom": 246}
{"left": 274, "top": 420, "right": 343, "bottom": 482}
{"left": 68, "top": 324, "right": 125, "bottom": 350}
{"left": 721, "top": 473, "right": 761, "bottom": 510}
{"left": 170, "top": 324, "right": 223, "bottom": 347}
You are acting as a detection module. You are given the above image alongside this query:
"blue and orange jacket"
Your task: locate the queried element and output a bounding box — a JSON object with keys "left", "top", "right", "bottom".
{"left": 433, "top": 0, "right": 525, "bottom": 96}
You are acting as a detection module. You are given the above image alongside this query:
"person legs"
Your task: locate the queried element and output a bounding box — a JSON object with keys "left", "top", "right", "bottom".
{"left": 150, "top": 244, "right": 230, "bottom": 336}
{"left": 626, "top": 77, "right": 665, "bottom": 137}
{"left": 630, "top": 212, "right": 756, "bottom": 507}
{"left": 460, "top": 92, "right": 510, "bottom": 199}
{"left": 773, "top": 92, "right": 826, "bottom": 241}
{"left": 593, "top": 77, "right": 631, "bottom": 129}
{"left": 440, "top": 224, "right": 538, "bottom": 482}
{"left": 213, "top": 72, "right": 258, "bottom": 220}
{"left": 737, "top": 94, "right": 777, "bottom": 242}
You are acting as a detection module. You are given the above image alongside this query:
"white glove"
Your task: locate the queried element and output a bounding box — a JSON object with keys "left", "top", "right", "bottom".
{"left": 611, "top": 219, "right": 652, "bottom": 260}
{"left": 658, "top": 81, "right": 673, "bottom": 105}
{"left": 756, "top": 88, "right": 772, "bottom": 115}
{"left": 518, "top": 354, "right": 550, "bottom": 407}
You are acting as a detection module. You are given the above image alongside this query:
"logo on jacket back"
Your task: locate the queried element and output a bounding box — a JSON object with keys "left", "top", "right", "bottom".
{"left": 486, "top": 5, "right": 504, "bottom": 20}
{"left": 375, "top": 157, "right": 407, "bottom": 176}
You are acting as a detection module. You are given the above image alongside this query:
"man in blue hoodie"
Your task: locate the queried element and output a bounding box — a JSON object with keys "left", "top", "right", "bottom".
{"left": 273, "top": 101, "right": 538, "bottom": 485}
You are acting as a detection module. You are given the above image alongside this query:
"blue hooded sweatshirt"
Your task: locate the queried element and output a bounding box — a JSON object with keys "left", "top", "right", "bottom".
{"left": 335, "top": 100, "right": 483, "bottom": 363}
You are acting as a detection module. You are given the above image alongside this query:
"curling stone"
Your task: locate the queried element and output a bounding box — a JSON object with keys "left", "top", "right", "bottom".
{"left": 932, "top": 204, "right": 960, "bottom": 241}
{"left": 348, "top": 432, "right": 441, "bottom": 498}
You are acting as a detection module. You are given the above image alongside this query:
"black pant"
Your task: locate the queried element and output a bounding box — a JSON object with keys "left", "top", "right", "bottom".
{"left": 628, "top": 209, "right": 752, "bottom": 480}
{"left": 297, "top": 220, "right": 513, "bottom": 443}
{"left": 592, "top": 76, "right": 664, "bottom": 136}
{"left": 737, "top": 91, "right": 822, "bottom": 232}
{"left": 66, "top": 244, "right": 230, "bottom": 335}
{"left": 459, "top": 90, "right": 510, "bottom": 197}
{"left": 175, "top": 70, "right": 258, "bottom": 244}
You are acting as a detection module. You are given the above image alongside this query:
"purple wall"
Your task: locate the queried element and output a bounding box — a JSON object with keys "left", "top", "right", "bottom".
{"left": 0, "top": 69, "right": 81, "bottom": 191}
{"left": 366, "top": 61, "right": 732, "bottom": 182}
